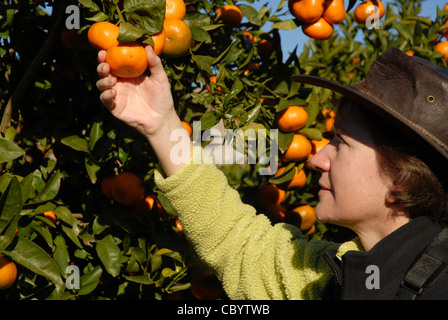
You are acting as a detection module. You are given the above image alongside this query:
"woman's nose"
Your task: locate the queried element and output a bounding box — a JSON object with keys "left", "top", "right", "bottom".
{"left": 310, "top": 143, "right": 331, "bottom": 173}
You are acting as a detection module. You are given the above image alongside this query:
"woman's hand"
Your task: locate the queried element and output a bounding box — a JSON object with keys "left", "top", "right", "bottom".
{"left": 96, "top": 45, "right": 193, "bottom": 176}
{"left": 96, "top": 45, "right": 177, "bottom": 138}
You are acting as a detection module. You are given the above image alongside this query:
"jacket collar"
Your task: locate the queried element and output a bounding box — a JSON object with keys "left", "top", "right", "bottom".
{"left": 322, "top": 216, "right": 443, "bottom": 299}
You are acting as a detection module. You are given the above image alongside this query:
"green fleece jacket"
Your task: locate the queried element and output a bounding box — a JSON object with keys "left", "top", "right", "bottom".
{"left": 154, "top": 153, "right": 364, "bottom": 300}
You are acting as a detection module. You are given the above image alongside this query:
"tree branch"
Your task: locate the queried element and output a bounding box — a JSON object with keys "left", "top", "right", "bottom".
{"left": 0, "top": 1, "right": 66, "bottom": 134}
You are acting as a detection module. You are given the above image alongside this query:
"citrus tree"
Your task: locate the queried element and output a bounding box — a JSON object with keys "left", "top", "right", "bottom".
{"left": 0, "top": 0, "right": 447, "bottom": 300}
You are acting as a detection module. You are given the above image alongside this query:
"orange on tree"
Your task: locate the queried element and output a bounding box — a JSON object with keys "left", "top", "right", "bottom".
{"left": 106, "top": 42, "right": 148, "bottom": 78}
{"left": 111, "top": 172, "right": 145, "bottom": 206}
{"left": 181, "top": 121, "right": 193, "bottom": 136}
{"left": 61, "top": 28, "right": 92, "bottom": 51}
{"left": 0, "top": 255, "right": 17, "bottom": 291}
{"left": 257, "top": 183, "right": 286, "bottom": 208}
{"left": 162, "top": 18, "right": 193, "bottom": 59}
{"left": 206, "top": 75, "right": 222, "bottom": 92}
{"left": 165, "top": 0, "right": 186, "bottom": 20}
{"left": 274, "top": 166, "right": 307, "bottom": 190}
{"left": 288, "top": 0, "right": 325, "bottom": 24}
{"left": 302, "top": 17, "right": 334, "bottom": 40}
{"left": 322, "top": 108, "right": 335, "bottom": 131}
{"left": 323, "top": 0, "right": 346, "bottom": 25}
{"left": 215, "top": 5, "right": 243, "bottom": 28}
{"left": 87, "top": 21, "right": 119, "bottom": 51}
{"left": 44, "top": 211, "right": 57, "bottom": 225}
{"left": 276, "top": 106, "right": 308, "bottom": 132}
{"left": 265, "top": 203, "right": 289, "bottom": 223}
{"left": 135, "top": 194, "right": 163, "bottom": 214}
{"left": 281, "top": 134, "right": 312, "bottom": 162}
{"left": 101, "top": 175, "right": 115, "bottom": 198}
{"left": 354, "top": 0, "right": 385, "bottom": 24}
{"left": 257, "top": 39, "right": 273, "bottom": 60}
{"left": 436, "top": 41, "right": 448, "bottom": 61}
{"left": 287, "top": 204, "right": 316, "bottom": 231}
{"left": 151, "top": 28, "right": 166, "bottom": 56}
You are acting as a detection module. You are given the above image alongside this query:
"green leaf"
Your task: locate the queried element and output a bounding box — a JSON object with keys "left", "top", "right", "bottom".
{"left": 61, "top": 135, "right": 89, "bottom": 153}
{"left": 269, "top": 162, "right": 296, "bottom": 184}
{"left": 5, "top": 237, "right": 63, "bottom": 286}
{"left": 200, "top": 111, "right": 219, "bottom": 130}
{"left": 124, "top": 0, "right": 165, "bottom": 35}
{"left": 299, "top": 127, "right": 323, "bottom": 140}
{"left": 191, "top": 54, "right": 214, "bottom": 74}
{"left": 117, "top": 21, "right": 146, "bottom": 42}
{"left": 0, "top": 137, "right": 24, "bottom": 163}
{"left": 272, "top": 19, "right": 300, "bottom": 30}
{"left": 278, "top": 131, "right": 294, "bottom": 153}
{"left": 79, "top": 265, "right": 102, "bottom": 295}
{"left": 124, "top": 274, "right": 155, "bottom": 285}
{"left": 239, "top": 5, "right": 261, "bottom": 26}
{"left": 190, "top": 26, "right": 212, "bottom": 43}
{"left": 35, "top": 170, "right": 61, "bottom": 202}
{"left": 0, "top": 177, "right": 22, "bottom": 234}
{"left": 96, "top": 236, "right": 122, "bottom": 277}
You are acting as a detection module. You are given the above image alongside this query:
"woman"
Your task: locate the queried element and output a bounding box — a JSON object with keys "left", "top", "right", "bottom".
{"left": 96, "top": 46, "right": 448, "bottom": 299}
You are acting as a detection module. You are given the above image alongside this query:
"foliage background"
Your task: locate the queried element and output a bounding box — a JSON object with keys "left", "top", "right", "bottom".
{"left": 0, "top": 0, "right": 447, "bottom": 300}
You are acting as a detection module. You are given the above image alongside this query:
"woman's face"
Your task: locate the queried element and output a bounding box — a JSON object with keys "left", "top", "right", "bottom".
{"left": 310, "top": 101, "right": 394, "bottom": 230}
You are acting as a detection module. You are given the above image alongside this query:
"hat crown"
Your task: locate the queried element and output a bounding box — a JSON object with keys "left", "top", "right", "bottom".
{"left": 359, "top": 46, "right": 448, "bottom": 158}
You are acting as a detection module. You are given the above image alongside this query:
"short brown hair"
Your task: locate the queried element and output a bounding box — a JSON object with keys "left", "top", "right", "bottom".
{"left": 338, "top": 99, "right": 448, "bottom": 224}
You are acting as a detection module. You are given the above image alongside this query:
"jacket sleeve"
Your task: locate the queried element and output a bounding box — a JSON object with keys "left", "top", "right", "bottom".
{"left": 154, "top": 155, "right": 339, "bottom": 300}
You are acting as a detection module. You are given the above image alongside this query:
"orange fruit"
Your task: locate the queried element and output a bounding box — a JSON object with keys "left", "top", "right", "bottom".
{"left": 322, "top": 108, "right": 335, "bottom": 131}
{"left": 190, "top": 269, "right": 224, "bottom": 300}
{"left": 276, "top": 106, "right": 308, "bottom": 132}
{"left": 44, "top": 211, "right": 57, "bottom": 225}
{"left": 0, "top": 255, "right": 17, "bottom": 291}
{"left": 287, "top": 204, "right": 316, "bottom": 230}
{"left": 215, "top": 5, "right": 243, "bottom": 27}
{"left": 436, "top": 41, "right": 448, "bottom": 61}
{"left": 354, "top": 0, "right": 385, "bottom": 24}
{"left": 165, "top": 0, "right": 186, "bottom": 20}
{"left": 243, "top": 30, "right": 258, "bottom": 42}
{"left": 87, "top": 21, "right": 119, "bottom": 51}
{"left": 151, "top": 28, "right": 166, "bottom": 56}
{"left": 111, "top": 172, "right": 145, "bottom": 206}
{"left": 288, "top": 0, "right": 325, "bottom": 23}
{"left": 273, "top": 166, "right": 307, "bottom": 190}
{"left": 405, "top": 50, "right": 415, "bottom": 56}
{"left": 181, "top": 121, "right": 193, "bottom": 136}
{"left": 162, "top": 18, "right": 193, "bottom": 59}
{"left": 206, "top": 75, "right": 222, "bottom": 92}
{"left": 101, "top": 175, "right": 115, "bottom": 198}
{"left": 265, "top": 203, "right": 289, "bottom": 223}
{"left": 106, "top": 42, "right": 148, "bottom": 78}
{"left": 323, "top": 0, "right": 346, "bottom": 24}
{"left": 281, "top": 134, "right": 312, "bottom": 162}
{"left": 302, "top": 17, "right": 334, "bottom": 40}
{"left": 174, "top": 218, "right": 183, "bottom": 233}
{"left": 135, "top": 194, "right": 163, "bottom": 214}
{"left": 258, "top": 39, "right": 273, "bottom": 59}
{"left": 61, "top": 28, "right": 92, "bottom": 51}
{"left": 257, "top": 183, "right": 286, "bottom": 208}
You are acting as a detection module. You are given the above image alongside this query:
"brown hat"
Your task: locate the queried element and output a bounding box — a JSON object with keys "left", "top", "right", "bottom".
{"left": 290, "top": 46, "right": 448, "bottom": 163}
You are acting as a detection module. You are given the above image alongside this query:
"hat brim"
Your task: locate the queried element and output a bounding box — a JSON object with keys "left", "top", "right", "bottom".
{"left": 290, "top": 74, "right": 448, "bottom": 162}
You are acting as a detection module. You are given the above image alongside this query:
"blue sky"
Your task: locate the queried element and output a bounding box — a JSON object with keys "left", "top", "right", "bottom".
{"left": 250, "top": 0, "right": 448, "bottom": 59}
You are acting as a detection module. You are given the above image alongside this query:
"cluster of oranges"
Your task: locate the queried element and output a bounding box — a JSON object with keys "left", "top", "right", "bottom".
{"left": 257, "top": 105, "right": 335, "bottom": 234}
{"left": 101, "top": 172, "right": 184, "bottom": 233}
{"left": 288, "top": 0, "right": 386, "bottom": 40}
{"left": 87, "top": 0, "right": 192, "bottom": 78}
{"left": 288, "top": 0, "right": 346, "bottom": 40}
